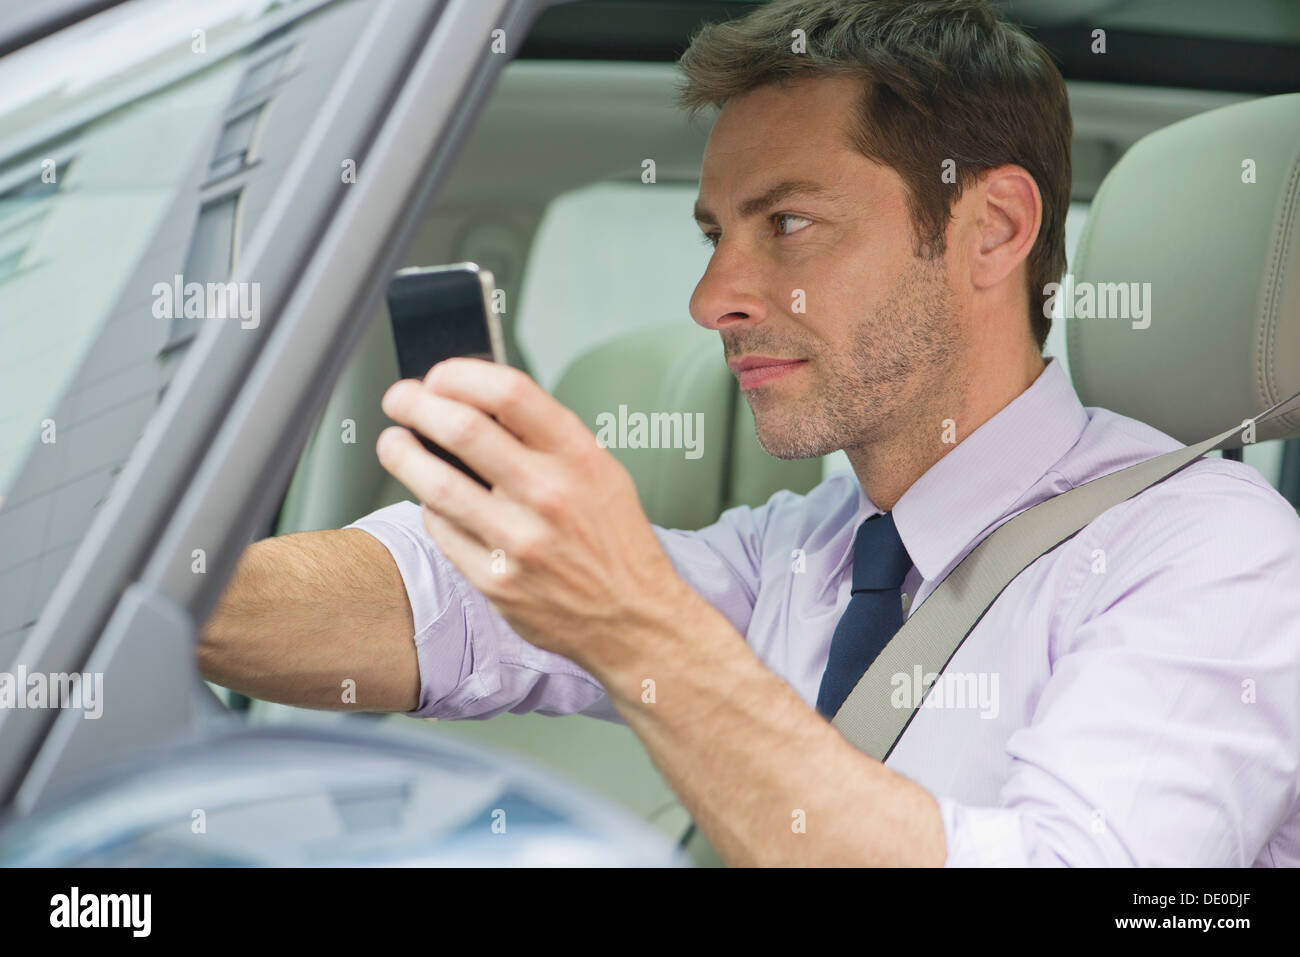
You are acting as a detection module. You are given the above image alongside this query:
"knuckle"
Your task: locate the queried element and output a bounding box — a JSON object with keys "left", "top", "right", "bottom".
{"left": 441, "top": 407, "right": 478, "bottom": 446}
{"left": 570, "top": 413, "right": 603, "bottom": 454}
{"left": 419, "top": 475, "right": 451, "bottom": 507}
{"left": 417, "top": 463, "right": 457, "bottom": 505}
{"left": 527, "top": 479, "right": 570, "bottom": 518}
{"left": 508, "top": 531, "right": 546, "bottom": 565}
{"left": 500, "top": 369, "right": 532, "bottom": 409}
{"left": 572, "top": 431, "right": 604, "bottom": 466}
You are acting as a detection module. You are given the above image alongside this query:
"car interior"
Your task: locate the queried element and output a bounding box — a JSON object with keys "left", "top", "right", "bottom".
{"left": 0, "top": 0, "right": 1297, "bottom": 866}
{"left": 250, "top": 13, "right": 1300, "bottom": 863}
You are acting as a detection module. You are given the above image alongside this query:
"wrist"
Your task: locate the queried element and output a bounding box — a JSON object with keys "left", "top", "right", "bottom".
{"left": 593, "top": 578, "right": 736, "bottom": 710}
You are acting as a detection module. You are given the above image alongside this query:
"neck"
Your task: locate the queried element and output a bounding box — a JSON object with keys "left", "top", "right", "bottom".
{"left": 846, "top": 347, "right": 1047, "bottom": 512}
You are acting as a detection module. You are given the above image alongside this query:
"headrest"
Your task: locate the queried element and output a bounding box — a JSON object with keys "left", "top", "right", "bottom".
{"left": 1068, "top": 93, "right": 1300, "bottom": 445}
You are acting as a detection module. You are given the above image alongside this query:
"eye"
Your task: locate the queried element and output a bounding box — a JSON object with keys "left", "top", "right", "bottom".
{"left": 774, "top": 213, "right": 812, "bottom": 237}
{"left": 698, "top": 213, "right": 811, "bottom": 249}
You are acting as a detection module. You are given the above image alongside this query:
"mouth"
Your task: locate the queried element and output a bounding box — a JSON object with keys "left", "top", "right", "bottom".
{"left": 727, "top": 356, "right": 808, "bottom": 390}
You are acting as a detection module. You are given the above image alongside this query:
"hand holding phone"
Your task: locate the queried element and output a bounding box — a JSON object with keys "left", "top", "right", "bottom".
{"left": 386, "top": 263, "right": 506, "bottom": 488}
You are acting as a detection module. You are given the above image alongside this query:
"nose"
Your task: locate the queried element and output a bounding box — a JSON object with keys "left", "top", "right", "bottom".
{"left": 688, "top": 240, "right": 769, "bottom": 333}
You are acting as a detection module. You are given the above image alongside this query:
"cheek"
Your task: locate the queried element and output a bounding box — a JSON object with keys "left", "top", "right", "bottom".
{"left": 774, "top": 246, "right": 853, "bottom": 318}
{"left": 808, "top": 246, "right": 890, "bottom": 329}
{"left": 770, "top": 224, "right": 907, "bottom": 349}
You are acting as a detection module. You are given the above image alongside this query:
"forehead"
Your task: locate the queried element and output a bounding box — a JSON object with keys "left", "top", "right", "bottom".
{"left": 698, "top": 74, "right": 867, "bottom": 194}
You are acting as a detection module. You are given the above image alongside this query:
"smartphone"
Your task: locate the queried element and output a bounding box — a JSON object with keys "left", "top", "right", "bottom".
{"left": 386, "top": 263, "right": 506, "bottom": 488}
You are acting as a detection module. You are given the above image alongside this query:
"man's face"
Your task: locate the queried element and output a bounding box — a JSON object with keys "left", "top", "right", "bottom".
{"left": 690, "top": 75, "right": 966, "bottom": 460}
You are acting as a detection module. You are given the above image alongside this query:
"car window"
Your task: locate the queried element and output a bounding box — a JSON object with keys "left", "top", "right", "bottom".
{"left": 0, "top": 0, "right": 378, "bottom": 665}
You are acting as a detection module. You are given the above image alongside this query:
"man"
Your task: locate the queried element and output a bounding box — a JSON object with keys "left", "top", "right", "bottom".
{"left": 199, "top": 0, "right": 1300, "bottom": 866}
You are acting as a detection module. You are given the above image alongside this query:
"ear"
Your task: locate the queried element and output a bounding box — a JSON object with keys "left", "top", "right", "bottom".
{"left": 968, "top": 164, "right": 1042, "bottom": 292}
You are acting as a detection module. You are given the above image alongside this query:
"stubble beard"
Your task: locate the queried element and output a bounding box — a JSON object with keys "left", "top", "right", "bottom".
{"left": 745, "top": 256, "right": 964, "bottom": 461}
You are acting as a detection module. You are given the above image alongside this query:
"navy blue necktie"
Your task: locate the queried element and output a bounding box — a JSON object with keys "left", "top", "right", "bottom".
{"left": 816, "top": 511, "right": 913, "bottom": 719}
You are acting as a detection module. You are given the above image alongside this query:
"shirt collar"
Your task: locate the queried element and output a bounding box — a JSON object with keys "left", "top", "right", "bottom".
{"left": 870, "top": 357, "right": 1088, "bottom": 582}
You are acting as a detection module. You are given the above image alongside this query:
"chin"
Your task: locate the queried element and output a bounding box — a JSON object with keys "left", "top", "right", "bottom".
{"left": 753, "top": 418, "right": 838, "bottom": 461}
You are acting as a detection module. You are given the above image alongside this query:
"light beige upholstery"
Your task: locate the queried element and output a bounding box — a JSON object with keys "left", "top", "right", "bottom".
{"left": 1070, "top": 93, "right": 1300, "bottom": 444}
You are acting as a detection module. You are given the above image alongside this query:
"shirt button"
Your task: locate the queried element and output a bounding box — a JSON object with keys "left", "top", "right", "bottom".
{"left": 901, "top": 592, "right": 912, "bottom": 611}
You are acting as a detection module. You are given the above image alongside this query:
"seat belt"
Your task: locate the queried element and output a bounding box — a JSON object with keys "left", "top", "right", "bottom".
{"left": 832, "top": 390, "right": 1300, "bottom": 761}
{"left": 679, "top": 391, "right": 1299, "bottom": 864}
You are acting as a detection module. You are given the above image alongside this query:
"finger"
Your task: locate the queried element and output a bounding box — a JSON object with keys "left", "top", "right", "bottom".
{"left": 425, "top": 358, "right": 587, "bottom": 455}
{"left": 376, "top": 426, "right": 518, "bottom": 543}
{"left": 419, "top": 505, "right": 498, "bottom": 592}
{"left": 381, "top": 379, "right": 538, "bottom": 491}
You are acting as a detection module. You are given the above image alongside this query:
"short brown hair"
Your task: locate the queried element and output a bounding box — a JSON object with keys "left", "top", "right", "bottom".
{"left": 677, "top": 0, "right": 1071, "bottom": 352}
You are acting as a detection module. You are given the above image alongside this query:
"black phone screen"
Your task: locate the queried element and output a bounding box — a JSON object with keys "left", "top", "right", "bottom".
{"left": 386, "top": 267, "right": 497, "bottom": 488}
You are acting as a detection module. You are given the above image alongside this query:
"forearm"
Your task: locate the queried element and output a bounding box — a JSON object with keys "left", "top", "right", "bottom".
{"left": 198, "top": 528, "right": 420, "bottom": 712}
{"left": 597, "top": 591, "right": 947, "bottom": 866}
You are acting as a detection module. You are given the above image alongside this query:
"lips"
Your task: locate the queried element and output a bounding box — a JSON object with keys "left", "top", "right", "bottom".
{"left": 727, "top": 356, "right": 808, "bottom": 390}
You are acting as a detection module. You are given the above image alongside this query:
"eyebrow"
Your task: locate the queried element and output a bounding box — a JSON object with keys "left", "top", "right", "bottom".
{"left": 693, "top": 179, "right": 838, "bottom": 226}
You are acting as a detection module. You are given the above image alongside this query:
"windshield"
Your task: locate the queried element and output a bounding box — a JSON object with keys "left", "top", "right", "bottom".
{"left": 0, "top": 0, "right": 372, "bottom": 662}
{"left": 0, "top": 0, "right": 295, "bottom": 497}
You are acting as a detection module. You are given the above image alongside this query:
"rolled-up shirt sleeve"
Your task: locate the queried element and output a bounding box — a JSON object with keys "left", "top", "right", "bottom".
{"left": 935, "top": 474, "right": 1300, "bottom": 867}
{"left": 345, "top": 497, "right": 771, "bottom": 722}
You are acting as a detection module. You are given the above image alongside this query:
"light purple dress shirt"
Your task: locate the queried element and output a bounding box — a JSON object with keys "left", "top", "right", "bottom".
{"left": 348, "top": 358, "right": 1300, "bottom": 866}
